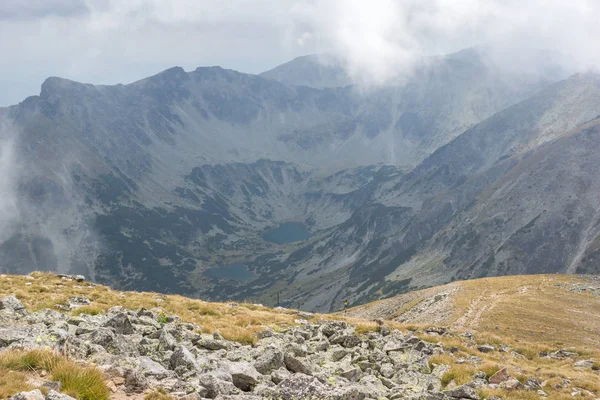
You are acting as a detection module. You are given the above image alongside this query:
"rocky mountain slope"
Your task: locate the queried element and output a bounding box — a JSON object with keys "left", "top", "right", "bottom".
{"left": 0, "top": 46, "right": 593, "bottom": 312}
{"left": 0, "top": 273, "right": 598, "bottom": 400}
{"left": 269, "top": 73, "right": 600, "bottom": 311}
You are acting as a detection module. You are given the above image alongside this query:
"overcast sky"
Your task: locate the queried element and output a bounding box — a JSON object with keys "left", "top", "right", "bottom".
{"left": 2, "top": 0, "right": 600, "bottom": 106}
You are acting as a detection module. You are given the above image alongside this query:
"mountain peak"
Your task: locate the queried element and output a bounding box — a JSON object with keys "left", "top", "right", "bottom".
{"left": 40, "top": 76, "right": 90, "bottom": 99}
{"left": 260, "top": 53, "right": 351, "bottom": 89}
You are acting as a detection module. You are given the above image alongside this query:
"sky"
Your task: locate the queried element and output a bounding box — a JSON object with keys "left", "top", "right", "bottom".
{"left": 2, "top": 0, "right": 600, "bottom": 106}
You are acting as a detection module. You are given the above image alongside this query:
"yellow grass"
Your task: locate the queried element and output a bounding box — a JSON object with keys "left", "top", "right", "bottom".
{"left": 0, "top": 272, "right": 309, "bottom": 344}
{"left": 0, "top": 349, "right": 109, "bottom": 400}
{"left": 0, "top": 369, "right": 35, "bottom": 399}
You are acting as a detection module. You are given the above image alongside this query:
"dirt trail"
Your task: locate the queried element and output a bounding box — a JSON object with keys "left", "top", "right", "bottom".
{"left": 451, "top": 285, "right": 531, "bottom": 331}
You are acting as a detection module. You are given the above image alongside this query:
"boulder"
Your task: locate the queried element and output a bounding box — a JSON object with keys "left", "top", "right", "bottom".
{"left": 284, "top": 353, "right": 312, "bottom": 375}
{"left": 278, "top": 374, "right": 332, "bottom": 399}
{"left": 271, "top": 367, "right": 291, "bottom": 384}
{"left": 443, "top": 384, "right": 480, "bottom": 399}
{"left": 197, "top": 338, "right": 228, "bottom": 351}
{"left": 574, "top": 359, "right": 595, "bottom": 368}
{"left": 57, "top": 274, "right": 85, "bottom": 282}
{"left": 254, "top": 348, "right": 284, "bottom": 374}
{"left": 45, "top": 391, "right": 76, "bottom": 400}
{"left": 170, "top": 345, "right": 200, "bottom": 372}
{"left": 199, "top": 374, "right": 240, "bottom": 399}
{"left": 102, "top": 313, "right": 134, "bottom": 335}
{"left": 158, "top": 330, "right": 177, "bottom": 351}
{"left": 488, "top": 367, "right": 510, "bottom": 384}
{"left": 228, "top": 362, "right": 262, "bottom": 391}
{"left": 0, "top": 296, "right": 28, "bottom": 317}
{"left": 477, "top": 344, "right": 495, "bottom": 353}
{"left": 9, "top": 390, "right": 44, "bottom": 400}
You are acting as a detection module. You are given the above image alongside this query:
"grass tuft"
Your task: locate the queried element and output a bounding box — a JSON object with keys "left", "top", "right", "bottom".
{"left": 0, "top": 349, "right": 109, "bottom": 400}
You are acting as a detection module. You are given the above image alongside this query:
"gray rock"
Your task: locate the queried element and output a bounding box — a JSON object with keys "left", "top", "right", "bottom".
{"left": 443, "top": 384, "right": 480, "bottom": 399}
{"left": 0, "top": 296, "right": 28, "bottom": 317}
{"left": 254, "top": 348, "right": 284, "bottom": 374}
{"left": 68, "top": 296, "right": 91, "bottom": 306}
{"left": 284, "top": 353, "right": 312, "bottom": 375}
{"left": 574, "top": 359, "right": 595, "bottom": 368}
{"left": 271, "top": 367, "right": 291, "bottom": 384}
{"left": 57, "top": 274, "right": 85, "bottom": 282}
{"left": 477, "top": 344, "right": 495, "bottom": 353}
{"left": 199, "top": 374, "right": 240, "bottom": 399}
{"left": 45, "top": 390, "right": 76, "bottom": 400}
{"left": 278, "top": 374, "right": 332, "bottom": 399}
{"left": 228, "top": 362, "right": 262, "bottom": 391}
{"left": 340, "top": 367, "right": 363, "bottom": 382}
{"left": 103, "top": 313, "right": 134, "bottom": 335}
{"left": 158, "top": 329, "right": 178, "bottom": 351}
{"left": 197, "top": 338, "right": 228, "bottom": 351}
{"left": 170, "top": 345, "right": 200, "bottom": 372}
{"left": 9, "top": 390, "right": 44, "bottom": 400}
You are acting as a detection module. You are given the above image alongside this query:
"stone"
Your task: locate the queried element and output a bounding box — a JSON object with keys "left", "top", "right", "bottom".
{"left": 199, "top": 374, "right": 240, "bottom": 399}
{"left": 68, "top": 296, "right": 91, "bottom": 306}
{"left": 103, "top": 313, "right": 134, "bottom": 335}
{"left": 170, "top": 345, "right": 200, "bottom": 372}
{"left": 340, "top": 367, "right": 363, "bottom": 382}
{"left": 197, "top": 338, "right": 228, "bottom": 351}
{"left": 271, "top": 367, "right": 291, "bottom": 384}
{"left": 278, "top": 374, "right": 331, "bottom": 399}
{"left": 488, "top": 367, "right": 510, "bottom": 384}
{"left": 574, "top": 359, "right": 595, "bottom": 368}
{"left": 57, "top": 274, "right": 85, "bottom": 282}
{"left": 228, "top": 362, "right": 262, "bottom": 391}
{"left": 499, "top": 378, "right": 524, "bottom": 390}
{"left": 284, "top": 353, "right": 312, "bottom": 375}
{"left": 0, "top": 296, "right": 28, "bottom": 317}
{"left": 9, "top": 390, "right": 45, "bottom": 400}
{"left": 158, "top": 330, "right": 177, "bottom": 351}
{"left": 477, "top": 344, "right": 495, "bottom": 353}
{"left": 254, "top": 348, "right": 284, "bottom": 374}
{"left": 45, "top": 390, "right": 76, "bottom": 400}
{"left": 443, "top": 384, "right": 480, "bottom": 399}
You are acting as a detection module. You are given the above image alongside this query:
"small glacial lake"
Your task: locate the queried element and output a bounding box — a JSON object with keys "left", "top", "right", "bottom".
{"left": 262, "top": 222, "right": 311, "bottom": 244}
{"left": 204, "top": 263, "right": 256, "bottom": 282}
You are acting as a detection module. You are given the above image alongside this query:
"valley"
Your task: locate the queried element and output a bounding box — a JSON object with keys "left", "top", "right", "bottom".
{"left": 0, "top": 47, "right": 599, "bottom": 312}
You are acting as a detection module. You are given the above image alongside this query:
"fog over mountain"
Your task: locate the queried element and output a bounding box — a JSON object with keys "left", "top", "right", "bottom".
{"left": 2, "top": 1, "right": 600, "bottom": 312}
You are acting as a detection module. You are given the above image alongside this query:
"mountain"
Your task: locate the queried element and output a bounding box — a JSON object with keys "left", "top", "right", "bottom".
{"left": 0, "top": 46, "right": 589, "bottom": 313}
{"left": 272, "top": 73, "right": 600, "bottom": 311}
{"left": 260, "top": 53, "right": 352, "bottom": 89}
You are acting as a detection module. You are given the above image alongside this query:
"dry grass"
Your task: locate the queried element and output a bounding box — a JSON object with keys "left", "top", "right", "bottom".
{"left": 0, "top": 369, "right": 34, "bottom": 399}
{"left": 0, "top": 272, "right": 310, "bottom": 344}
{"left": 0, "top": 349, "right": 109, "bottom": 400}
{"left": 144, "top": 387, "right": 175, "bottom": 400}
{"left": 441, "top": 364, "right": 477, "bottom": 387}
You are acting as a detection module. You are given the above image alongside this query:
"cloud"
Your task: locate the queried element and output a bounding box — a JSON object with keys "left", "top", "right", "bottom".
{"left": 288, "top": 0, "right": 600, "bottom": 85}
{"left": 0, "top": 0, "right": 91, "bottom": 19}
{"left": 1, "top": 0, "right": 600, "bottom": 105}
{"left": 0, "top": 121, "right": 19, "bottom": 241}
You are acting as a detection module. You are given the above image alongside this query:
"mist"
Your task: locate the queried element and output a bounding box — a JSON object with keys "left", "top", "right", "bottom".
{"left": 0, "top": 122, "right": 19, "bottom": 243}
{"left": 290, "top": 0, "right": 600, "bottom": 85}
{"left": 0, "top": 117, "right": 101, "bottom": 276}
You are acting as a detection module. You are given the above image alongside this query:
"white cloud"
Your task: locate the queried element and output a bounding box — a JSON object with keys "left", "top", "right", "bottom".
{"left": 289, "top": 0, "right": 600, "bottom": 85}
{"left": 1, "top": 0, "right": 600, "bottom": 104}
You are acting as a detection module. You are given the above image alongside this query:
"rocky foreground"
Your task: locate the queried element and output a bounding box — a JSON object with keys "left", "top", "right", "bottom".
{"left": 1, "top": 291, "right": 582, "bottom": 400}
